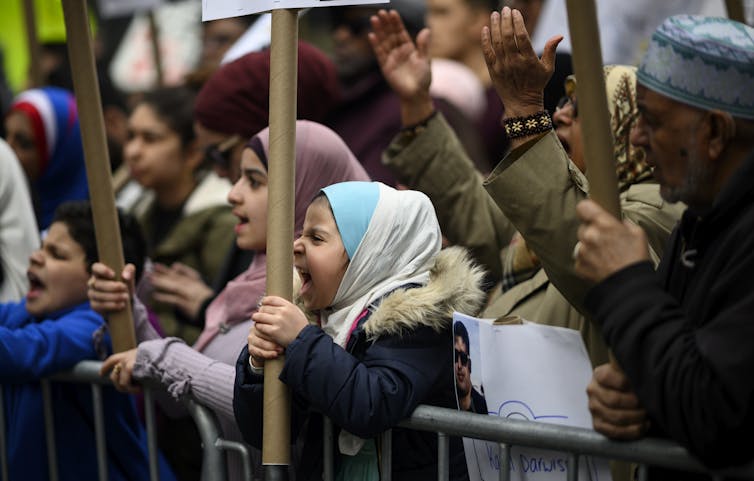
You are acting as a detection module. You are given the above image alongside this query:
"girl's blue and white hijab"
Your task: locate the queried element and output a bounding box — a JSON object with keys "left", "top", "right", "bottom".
{"left": 320, "top": 181, "right": 441, "bottom": 347}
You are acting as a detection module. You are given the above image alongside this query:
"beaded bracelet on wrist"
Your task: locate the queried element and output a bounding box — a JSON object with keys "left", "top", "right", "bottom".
{"left": 398, "top": 111, "right": 438, "bottom": 143}
{"left": 503, "top": 110, "right": 552, "bottom": 139}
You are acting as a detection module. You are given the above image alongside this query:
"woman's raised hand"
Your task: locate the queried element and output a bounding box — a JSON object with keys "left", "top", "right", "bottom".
{"left": 369, "top": 9, "right": 435, "bottom": 126}
{"left": 369, "top": 9, "right": 431, "bottom": 101}
{"left": 481, "top": 7, "right": 562, "bottom": 117}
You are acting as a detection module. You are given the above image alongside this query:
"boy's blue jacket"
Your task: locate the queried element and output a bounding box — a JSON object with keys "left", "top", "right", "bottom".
{"left": 0, "top": 300, "right": 177, "bottom": 481}
{"left": 234, "top": 247, "right": 486, "bottom": 481}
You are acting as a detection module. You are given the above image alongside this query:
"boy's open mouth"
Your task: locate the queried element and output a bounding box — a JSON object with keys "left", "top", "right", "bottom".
{"left": 27, "top": 271, "right": 44, "bottom": 297}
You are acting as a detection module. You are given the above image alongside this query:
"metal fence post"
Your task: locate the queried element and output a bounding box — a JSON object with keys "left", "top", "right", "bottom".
{"left": 0, "top": 386, "right": 7, "bottom": 481}
{"left": 323, "top": 417, "right": 334, "bottom": 481}
{"left": 143, "top": 387, "right": 160, "bottom": 481}
{"left": 91, "top": 383, "right": 109, "bottom": 481}
{"left": 380, "top": 429, "right": 393, "bottom": 481}
{"left": 499, "top": 444, "right": 511, "bottom": 481}
{"left": 41, "top": 380, "right": 59, "bottom": 481}
{"left": 216, "top": 438, "right": 255, "bottom": 481}
{"left": 637, "top": 463, "right": 649, "bottom": 481}
{"left": 183, "top": 399, "right": 229, "bottom": 481}
{"left": 437, "top": 432, "right": 449, "bottom": 481}
{"left": 567, "top": 453, "right": 579, "bottom": 481}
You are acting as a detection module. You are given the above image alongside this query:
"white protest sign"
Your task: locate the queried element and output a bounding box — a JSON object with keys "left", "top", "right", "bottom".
{"left": 203, "top": 0, "right": 389, "bottom": 21}
{"left": 98, "top": 0, "right": 164, "bottom": 18}
{"left": 109, "top": 1, "right": 201, "bottom": 92}
{"left": 453, "top": 313, "right": 612, "bottom": 481}
{"left": 221, "top": 13, "right": 273, "bottom": 64}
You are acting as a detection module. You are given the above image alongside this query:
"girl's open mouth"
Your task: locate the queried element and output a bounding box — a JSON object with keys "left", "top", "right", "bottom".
{"left": 234, "top": 216, "right": 249, "bottom": 234}
{"left": 297, "top": 269, "right": 312, "bottom": 295}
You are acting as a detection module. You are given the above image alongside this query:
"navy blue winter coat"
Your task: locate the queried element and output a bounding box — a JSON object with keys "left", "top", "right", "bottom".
{"left": 234, "top": 248, "right": 486, "bottom": 481}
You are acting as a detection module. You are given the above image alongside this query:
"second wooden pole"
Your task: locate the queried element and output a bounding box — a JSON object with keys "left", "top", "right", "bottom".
{"left": 263, "top": 8, "right": 297, "bottom": 477}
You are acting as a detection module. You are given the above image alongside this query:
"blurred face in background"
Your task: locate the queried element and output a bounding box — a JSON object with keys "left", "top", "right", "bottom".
{"left": 330, "top": 7, "right": 379, "bottom": 81}
{"left": 553, "top": 95, "right": 585, "bottom": 172}
{"left": 124, "top": 104, "right": 195, "bottom": 192}
{"left": 4, "top": 110, "right": 41, "bottom": 180}
{"left": 200, "top": 18, "right": 248, "bottom": 70}
{"left": 426, "top": 0, "right": 488, "bottom": 60}
{"left": 194, "top": 121, "right": 245, "bottom": 183}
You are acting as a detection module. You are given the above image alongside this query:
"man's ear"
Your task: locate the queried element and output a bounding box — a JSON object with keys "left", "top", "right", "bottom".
{"left": 707, "top": 110, "right": 736, "bottom": 160}
{"left": 468, "top": 358, "right": 471, "bottom": 373}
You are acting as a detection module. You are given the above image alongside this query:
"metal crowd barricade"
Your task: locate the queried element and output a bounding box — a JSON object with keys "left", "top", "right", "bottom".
{"left": 43, "top": 360, "right": 161, "bottom": 481}
{"left": 182, "top": 397, "right": 256, "bottom": 481}
{"left": 322, "top": 406, "right": 754, "bottom": 481}
{"left": 6, "top": 361, "right": 754, "bottom": 481}
{"left": 0, "top": 360, "right": 255, "bottom": 481}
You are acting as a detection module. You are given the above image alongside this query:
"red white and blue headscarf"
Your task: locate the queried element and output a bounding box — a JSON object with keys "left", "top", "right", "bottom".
{"left": 10, "top": 87, "right": 89, "bottom": 230}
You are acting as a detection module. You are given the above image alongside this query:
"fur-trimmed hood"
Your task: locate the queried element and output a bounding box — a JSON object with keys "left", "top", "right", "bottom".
{"left": 362, "top": 246, "right": 486, "bottom": 340}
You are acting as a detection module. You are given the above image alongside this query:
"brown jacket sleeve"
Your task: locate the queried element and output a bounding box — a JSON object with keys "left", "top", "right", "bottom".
{"left": 484, "top": 130, "right": 683, "bottom": 314}
{"left": 383, "top": 113, "right": 515, "bottom": 283}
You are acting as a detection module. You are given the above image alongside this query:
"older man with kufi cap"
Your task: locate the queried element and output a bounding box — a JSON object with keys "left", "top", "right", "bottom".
{"left": 574, "top": 15, "right": 754, "bottom": 480}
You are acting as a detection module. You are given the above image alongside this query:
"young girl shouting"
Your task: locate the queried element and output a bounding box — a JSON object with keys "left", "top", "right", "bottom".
{"left": 234, "top": 181, "right": 486, "bottom": 481}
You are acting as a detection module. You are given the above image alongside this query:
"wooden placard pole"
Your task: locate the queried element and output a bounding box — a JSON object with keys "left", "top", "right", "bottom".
{"left": 564, "top": 0, "right": 621, "bottom": 219}
{"left": 61, "top": 0, "right": 136, "bottom": 353}
{"left": 147, "top": 11, "right": 165, "bottom": 87}
{"left": 726, "top": 0, "right": 746, "bottom": 24}
{"left": 22, "top": 0, "right": 43, "bottom": 87}
{"left": 566, "top": 0, "right": 621, "bottom": 369}
{"left": 263, "top": 8, "right": 297, "bottom": 479}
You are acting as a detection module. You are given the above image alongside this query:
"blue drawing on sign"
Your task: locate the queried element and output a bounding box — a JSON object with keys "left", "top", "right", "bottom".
{"left": 494, "top": 400, "right": 569, "bottom": 422}
{"left": 490, "top": 401, "right": 602, "bottom": 480}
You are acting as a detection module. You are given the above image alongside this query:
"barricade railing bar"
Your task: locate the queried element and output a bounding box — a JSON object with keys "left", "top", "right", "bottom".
{"left": 387, "top": 405, "right": 754, "bottom": 481}
{"left": 0, "top": 386, "right": 8, "bottom": 481}
{"left": 4, "top": 361, "right": 754, "bottom": 481}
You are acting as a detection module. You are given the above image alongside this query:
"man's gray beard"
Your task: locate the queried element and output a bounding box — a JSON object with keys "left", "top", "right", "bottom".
{"left": 661, "top": 148, "right": 711, "bottom": 206}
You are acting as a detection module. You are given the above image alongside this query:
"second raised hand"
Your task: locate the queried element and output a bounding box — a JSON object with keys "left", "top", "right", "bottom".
{"left": 481, "top": 6, "right": 562, "bottom": 118}
{"left": 368, "top": 9, "right": 435, "bottom": 125}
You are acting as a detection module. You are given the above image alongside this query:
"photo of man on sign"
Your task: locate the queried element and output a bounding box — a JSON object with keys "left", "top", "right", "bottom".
{"left": 454, "top": 320, "right": 488, "bottom": 415}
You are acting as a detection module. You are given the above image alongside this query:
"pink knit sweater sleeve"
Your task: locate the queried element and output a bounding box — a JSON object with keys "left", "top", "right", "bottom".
{"left": 133, "top": 338, "right": 236, "bottom": 420}
{"left": 133, "top": 296, "right": 161, "bottom": 342}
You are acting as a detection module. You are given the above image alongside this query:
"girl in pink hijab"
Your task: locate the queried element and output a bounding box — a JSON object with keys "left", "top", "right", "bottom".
{"left": 88, "top": 121, "right": 369, "bottom": 480}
